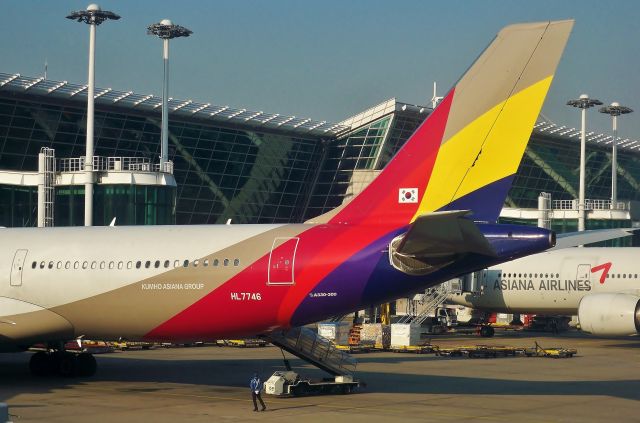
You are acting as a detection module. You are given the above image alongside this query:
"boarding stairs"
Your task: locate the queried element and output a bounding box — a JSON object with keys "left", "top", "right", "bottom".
{"left": 266, "top": 326, "right": 357, "bottom": 376}
{"left": 396, "top": 282, "right": 452, "bottom": 325}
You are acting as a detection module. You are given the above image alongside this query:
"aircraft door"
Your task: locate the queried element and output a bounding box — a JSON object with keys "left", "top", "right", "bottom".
{"left": 268, "top": 237, "right": 299, "bottom": 285}
{"left": 576, "top": 264, "right": 591, "bottom": 281}
{"left": 10, "top": 249, "right": 28, "bottom": 287}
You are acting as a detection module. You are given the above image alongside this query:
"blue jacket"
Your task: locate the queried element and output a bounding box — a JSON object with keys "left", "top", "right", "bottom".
{"left": 250, "top": 376, "right": 262, "bottom": 392}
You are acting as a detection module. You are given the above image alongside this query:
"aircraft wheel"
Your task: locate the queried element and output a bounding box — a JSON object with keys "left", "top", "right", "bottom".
{"left": 56, "top": 352, "right": 77, "bottom": 377}
{"left": 29, "top": 351, "right": 51, "bottom": 376}
{"left": 480, "top": 326, "right": 495, "bottom": 338}
{"left": 76, "top": 353, "right": 97, "bottom": 377}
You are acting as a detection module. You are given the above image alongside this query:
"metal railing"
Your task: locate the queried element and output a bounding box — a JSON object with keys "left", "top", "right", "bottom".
{"left": 267, "top": 326, "right": 357, "bottom": 376}
{"left": 552, "top": 199, "right": 628, "bottom": 211}
{"left": 57, "top": 156, "right": 174, "bottom": 174}
{"left": 397, "top": 282, "right": 451, "bottom": 325}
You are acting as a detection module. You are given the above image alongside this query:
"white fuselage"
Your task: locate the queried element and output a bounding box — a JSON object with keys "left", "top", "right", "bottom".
{"left": 449, "top": 248, "right": 640, "bottom": 314}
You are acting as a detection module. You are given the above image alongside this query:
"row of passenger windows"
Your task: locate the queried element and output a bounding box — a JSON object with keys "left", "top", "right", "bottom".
{"left": 498, "top": 272, "right": 638, "bottom": 279}
{"left": 31, "top": 258, "right": 241, "bottom": 270}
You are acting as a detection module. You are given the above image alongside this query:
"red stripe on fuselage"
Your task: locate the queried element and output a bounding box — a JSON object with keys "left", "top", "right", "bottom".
{"left": 144, "top": 90, "right": 454, "bottom": 340}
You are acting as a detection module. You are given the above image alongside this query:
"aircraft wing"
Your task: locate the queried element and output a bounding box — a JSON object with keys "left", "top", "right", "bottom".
{"left": 550, "top": 228, "right": 638, "bottom": 250}
{"left": 395, "top": 210, "right": 497, "bottom": 258}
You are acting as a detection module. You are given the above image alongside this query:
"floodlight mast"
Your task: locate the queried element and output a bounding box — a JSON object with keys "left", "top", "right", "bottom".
{"left": 147, "top": 20, "right": 192, "bottom": 173}
{"left": 66, "top": 4, "right": 120, "bottom": 227}
{"left": 599, "top": 102, "right": 634, "bottom": 209}
{"left": 566, "top": 94, "right": 602, "bottom": 233}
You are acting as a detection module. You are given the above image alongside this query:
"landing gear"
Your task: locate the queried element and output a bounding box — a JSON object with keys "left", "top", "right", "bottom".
{"left": 479, "top": 325, "right": 495, "bottom": 338}
{"left": 29, "top": 351, "right": 97, "bottom": 377}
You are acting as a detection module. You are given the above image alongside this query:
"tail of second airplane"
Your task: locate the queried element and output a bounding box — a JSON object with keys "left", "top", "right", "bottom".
{"left": 310, "top": 20, "right": 574, "bottom": 227}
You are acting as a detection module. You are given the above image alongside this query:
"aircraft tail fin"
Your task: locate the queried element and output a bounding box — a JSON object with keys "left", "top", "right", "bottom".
{"left": 310, "top": 20, "right": 574, "bottom": 226}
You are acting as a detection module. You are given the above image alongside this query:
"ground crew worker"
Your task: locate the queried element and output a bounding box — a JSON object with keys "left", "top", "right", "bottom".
{"left": 250, "top": 373, "right": 266, "bottom": 412}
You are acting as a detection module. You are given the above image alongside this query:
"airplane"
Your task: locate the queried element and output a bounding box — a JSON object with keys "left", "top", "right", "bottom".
{"left": 449, "top": 247, "right": 640, "bottom": 337}
{"left": 1, "top": 20, "right": 575, "bottom": 377}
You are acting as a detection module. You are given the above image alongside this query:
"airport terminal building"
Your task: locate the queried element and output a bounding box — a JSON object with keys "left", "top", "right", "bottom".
{"left": 1, "top": 72, "right": 639, "bottom": 243}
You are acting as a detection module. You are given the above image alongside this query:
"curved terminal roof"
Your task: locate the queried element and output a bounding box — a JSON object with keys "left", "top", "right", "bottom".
{"left": 1, "top": 72, "right": 638, "bottom": 150}
{"left": 0, "top": 72, "right": 349, "bottom": 138}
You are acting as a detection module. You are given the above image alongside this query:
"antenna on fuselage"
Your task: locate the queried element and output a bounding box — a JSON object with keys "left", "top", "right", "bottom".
{"left": 109, "top": 217, "right": 117, "bottom": 227}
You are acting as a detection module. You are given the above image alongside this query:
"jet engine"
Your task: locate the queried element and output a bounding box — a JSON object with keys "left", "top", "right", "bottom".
{"left": 578, "top": 293, "right": 640, "bottom": 336}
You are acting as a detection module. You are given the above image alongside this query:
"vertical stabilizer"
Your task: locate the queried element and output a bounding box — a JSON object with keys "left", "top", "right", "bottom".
{"left": 310, "top": 20, "right": 574, "bottom": 226}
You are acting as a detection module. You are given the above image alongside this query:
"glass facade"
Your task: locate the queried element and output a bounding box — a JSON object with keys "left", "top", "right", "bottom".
{"left": 0, "top": 94, "right": 323, "bottom": 226}
{"left": 303, "top": 111, "right": 425, "bottom": 219}
{"left": 54, "top": 185, "right": 175, "bottom": 227}
{"left": 0, "top": 185, "right": 37, "bottom": 227}
{"left": 508, "top": 134, "right": 640, "bottom": 208}
{"left": 1, "top": 87, "right": 639, "bottom": 235}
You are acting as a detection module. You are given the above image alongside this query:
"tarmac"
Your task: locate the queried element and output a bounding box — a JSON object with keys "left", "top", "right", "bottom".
{"left": 1, "top": 330, "right": 639, "bottom": 422}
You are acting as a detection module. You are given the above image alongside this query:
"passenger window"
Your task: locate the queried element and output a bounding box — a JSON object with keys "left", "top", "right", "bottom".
{"left": 213, "top": 259, "right": 219, "bottom": 267}
{"left": 127, "top": 261, "right": 132, "bottom": 269}
{"left": 136, "top": 261, "right": 142, "bottom": 269}
{"left": 118, "top": 261, "right": 123, "bottom": 270}
{"left": 82, "top": 261, "right": 88, "bottom": 269}
{"left": 203, "top": 259, "right": 209, "bottom": 267}
{"left": 164, "top": 260, "right": 170, "bottom": 268}
{"left": 145, "top": 261, "right": 151, "bottom": 269}
{"left": 223, "top": 259, "right": 229, "bottom": 267}
{"left": 57, "top": 261, "right": 62, "bottom": 269}
{"left": 623, "top": 274, "right": 627, "bottom": 279}
{"left": 234, "top": 259, "right": 240, "bottom": 266}
{"left": 91, "top": 261, "right": 96, "bottom": 270}
{"left": 174, "top": 260, "right": 180, "bottom": 268}
{"left": 193, "top": 259, "right": 199, "bottom": 267}
{"left": 48, "top": 261, "right": 54, "bottom": 269}
{"left": 40, "top": 261, "right": 45, "bottom": 269}
{"left": 100, "top": 261, "right": 105, "bottom": 270}
{"left": 154, "top": 260, "right": 160, "bottom": 268}
{"left": 109, "top": 262, "right": 115, "bottom": 270}
{"left": 183, "top": 260, "right": 189, "bottom": 267}
{"left": 32, "top": 261, "right": 37, "bottom": 269}
{"left": 65, "top": 261, "right": 70, "bottom": 269}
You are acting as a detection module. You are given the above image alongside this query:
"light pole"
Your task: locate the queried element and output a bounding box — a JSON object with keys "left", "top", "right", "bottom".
{"left": 147, "top": 20, "right": 192, "bottom": 173}
{"left": 566, "top": 94, "right": 602, "bottom": 232}
{"left": 67, "top": 4, "right": 120, "bottom": 226}
{"left": 599, "top": 102, "right": 634, "bottom": 209}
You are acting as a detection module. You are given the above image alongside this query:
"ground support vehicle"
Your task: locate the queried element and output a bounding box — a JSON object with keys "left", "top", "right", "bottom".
{"left": 524, "top": 342, "right": 577, "bottom": 358}
{"left": 264, "top": 371, "right": 360, "bottom": 396}
{"left": 390, "top": 344, "right": 437, "bottom": 354}
{"left": 435, "top": 345, "right": 522, "bottom": 358}
{"left": 216, "top": 339, "right": 267, "bottom": 348}
{"left": 334, "top": 344, "right": 372, "bottom": 353}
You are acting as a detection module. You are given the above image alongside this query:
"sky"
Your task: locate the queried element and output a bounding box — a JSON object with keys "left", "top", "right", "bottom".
{"left": 2, "top": 0, "right": 639, "bottom": 136}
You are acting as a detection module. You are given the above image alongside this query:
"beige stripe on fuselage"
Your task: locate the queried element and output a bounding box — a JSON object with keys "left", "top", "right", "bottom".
{"left": 1, "top": 224, "right": 308, "bottom": 340}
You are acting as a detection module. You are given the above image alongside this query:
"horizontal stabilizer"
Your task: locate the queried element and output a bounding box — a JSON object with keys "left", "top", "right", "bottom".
{"left": 396, "top": 210, "right": 497, "bottom": 258}
{"left": 550, "top": 228, "right": 638, "bottom": 250}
